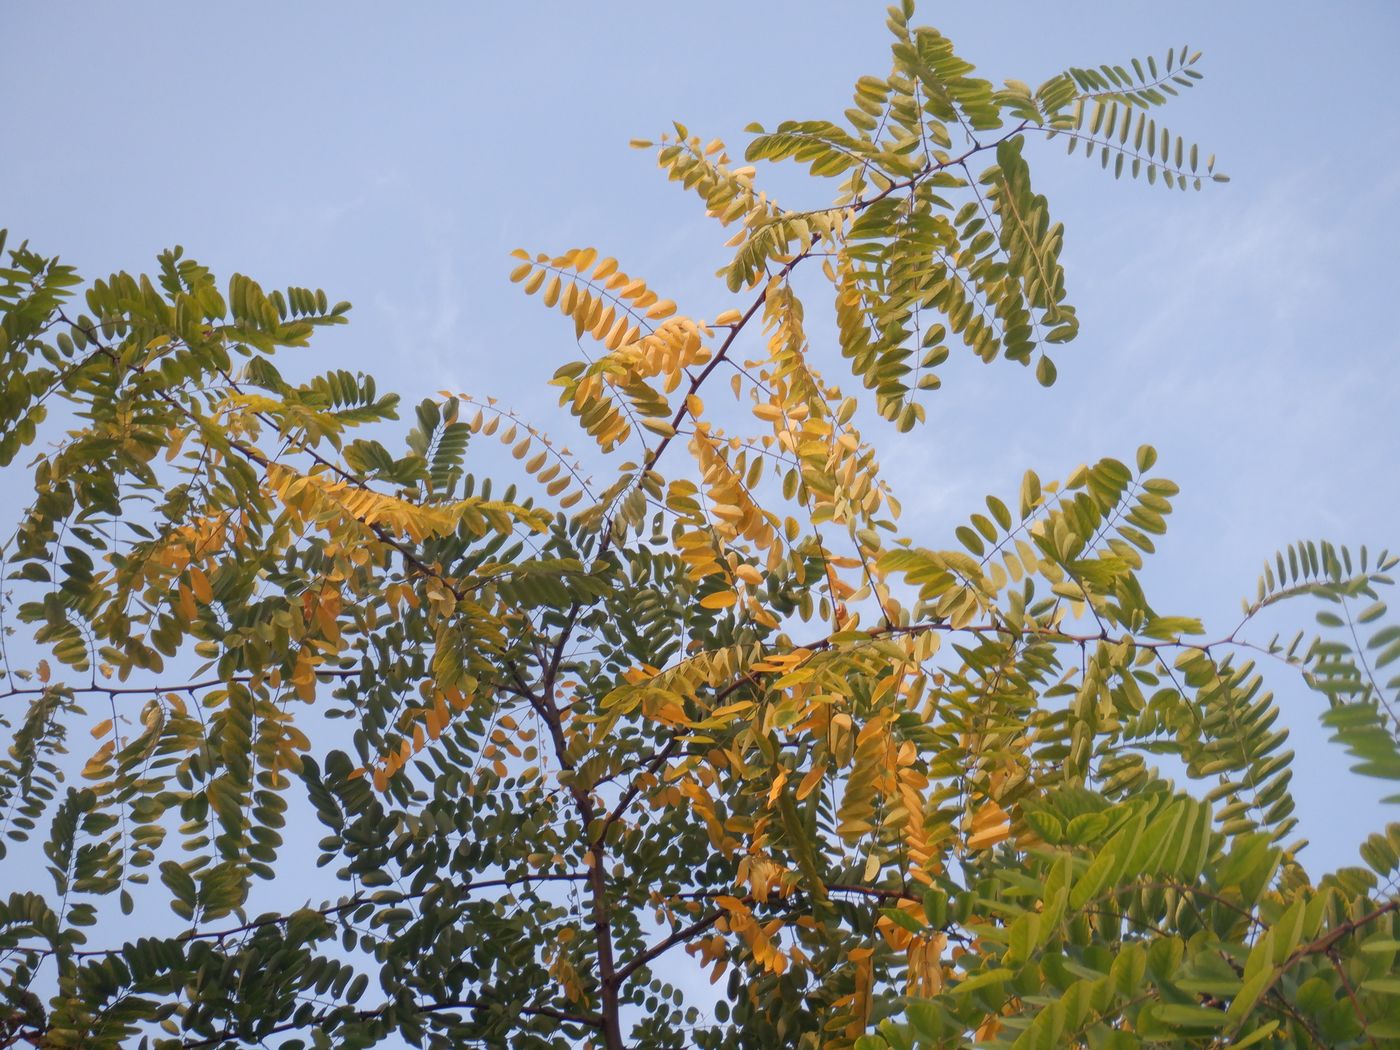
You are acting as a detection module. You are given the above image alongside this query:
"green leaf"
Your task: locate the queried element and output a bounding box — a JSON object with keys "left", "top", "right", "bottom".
{"left": 1152, "top": 1003, "right": 1230, "bottom": 1028}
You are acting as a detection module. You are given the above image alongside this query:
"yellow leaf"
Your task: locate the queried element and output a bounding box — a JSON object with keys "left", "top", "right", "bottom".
{"left": 795, "top": 764, "right": 826, "bottom": 801}
{"left": 699, "top": 590, "right": 738, "bottom": 610}
{"left": 966, "top": 799, "right": 1011, "bottom": 850}
{"left": 592, "top": 304, "right": 616, "bottom": 339}
{"left": 974, "top": 1017, "right": 1003, "bottom": 1041}
{"left": 735, "top": 564, "right": 763, "bottom": 586}
{"left": 176, "top": 583, "right": 197, "bottom": 621}
{"left": 605, "top": 315, "right": 630, "bottom": 349}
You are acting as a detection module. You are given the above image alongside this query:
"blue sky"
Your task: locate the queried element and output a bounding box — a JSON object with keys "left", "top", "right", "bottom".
{"left": 3, "top": 0, "right": 1397, "bottom": 920}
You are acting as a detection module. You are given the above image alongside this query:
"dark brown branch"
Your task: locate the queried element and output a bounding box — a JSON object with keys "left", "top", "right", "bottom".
{"left": 23, "top": 874, "right": 590, "bottom": 960}
{"left": 179, "top": 994, "right": 603, "bottom": 1048}
{"left": 618, "top": 877, "right": 943, "bottom": 985}
{"left": 596, "top": 736, "right": 680, "bottom": 845}
{"left": 0, "top": 668, "right": 362, "bottom": 704}
{"left": 1327, "top": 949, "right": 1380, "bottom": 1049}
{"left": 616, "top": 908, "right": 723, "bottom": 984}
{"left": 1283, "top": 897, "right": 1400, "bottom": 970}
{"left": 515, "top": 625, "right": 625, "bottom": 1049}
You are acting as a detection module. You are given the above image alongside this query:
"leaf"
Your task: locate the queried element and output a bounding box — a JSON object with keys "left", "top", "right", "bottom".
{"left": 1153, "top": 1003, "right": 1229, "bottom": 1028}
{"left": 1230, "top": 1021, "right": 1280, "bottom": 1048}
{"left": 699, "top": 590, "right": 738, "bottom": 610}
{"left": 953, "top": 968, "right": 1014, "bottom": 995}
{"left": 966, "top": 800, "right": 1011, "bottom": 850}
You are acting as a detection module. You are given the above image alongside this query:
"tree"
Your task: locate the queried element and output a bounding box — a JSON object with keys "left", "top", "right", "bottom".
{"left": 1, "top": 5, "right": 1398, "bottom": 1047}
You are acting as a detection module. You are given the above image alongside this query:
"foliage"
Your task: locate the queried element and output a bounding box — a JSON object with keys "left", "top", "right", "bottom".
{"left": 1, "top": 5, "right": 1397, "bottom": 1048}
